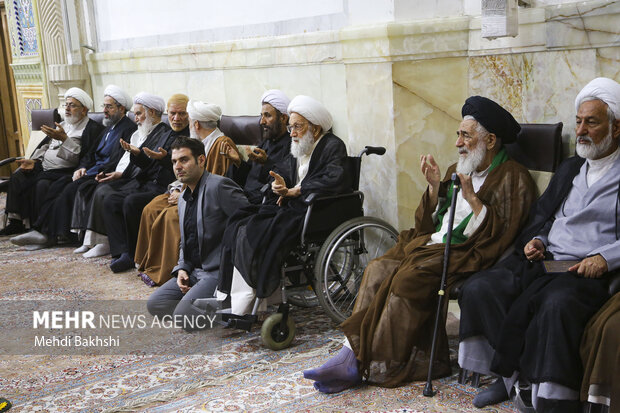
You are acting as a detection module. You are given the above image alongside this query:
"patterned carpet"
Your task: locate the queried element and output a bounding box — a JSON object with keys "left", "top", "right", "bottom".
{"left": 0, "top": 196, "right": 518, "bottom": 412}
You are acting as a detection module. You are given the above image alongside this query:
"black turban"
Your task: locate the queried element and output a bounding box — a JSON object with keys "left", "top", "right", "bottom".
{"left": 461, "top": 96, "right": 520, "bottom": 144}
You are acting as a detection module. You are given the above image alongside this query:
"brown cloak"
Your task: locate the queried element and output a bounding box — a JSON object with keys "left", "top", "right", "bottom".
{"left": 580, "top": 291, "right": 620, "bottom": 410}
{"left": 135, "top": 135, "right": 238, "bottom": 285}
{"left": 341, "top": 159, "right": 536, "bottom": 387}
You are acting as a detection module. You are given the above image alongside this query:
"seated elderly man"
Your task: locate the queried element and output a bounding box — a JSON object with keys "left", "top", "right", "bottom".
{"left": 68, "top": 92, "right": 174, "bottom": 271}
{"left": 9, "top": 85, "right": 136, "bottom": 248}
{"left": 1, "top": 87, "right": 104, "bottom": 236}
{"left": 73, "top": 94, "right": 187, "bottom": 258}
{"left": 458, "top": 78, "right": 620, "bottom": 413}
{"left": 580, "top": 292, "right": 620, "bottom": 411}
{"left": 146, "top": 136, "right": 249, "bottom": 330}
{"left": 135, "top": 99, "right": 239, "bottom": 286}
{"left": 303, "top": 96, "right": 537, "bottom": 394}
{"left": 219, "top": 95, "right": 349, "bottom": 316}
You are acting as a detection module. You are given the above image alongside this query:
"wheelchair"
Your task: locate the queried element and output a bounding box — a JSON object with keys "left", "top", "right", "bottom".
{"left": 223, "top": 145, "right": 398, "bottom": 350}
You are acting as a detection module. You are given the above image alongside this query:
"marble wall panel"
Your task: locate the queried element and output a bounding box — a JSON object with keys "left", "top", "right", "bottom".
{"left": 469, "top": 54, "right": 524, "bottom": 121}
{"left": 598, "top": 46, "right": 620, "bottom": 80}
{"left": 392, "top": 57, "right": 468, "bottom": 230}
{"left": 186, "top": 71, "right": 227, "bottom": 112}
{"left": 344, "top": 62, "right": 398, "bottom": 227}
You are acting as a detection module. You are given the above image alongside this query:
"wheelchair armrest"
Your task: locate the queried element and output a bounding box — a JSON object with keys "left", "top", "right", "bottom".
{"left": 0, "top": 157, "right": 22, "bottom": 168}
{"left": 609, "top": 272, "right": 620, "bottom": 296}
{"left": 304, "top": 191, "right": 361, "bottom": 206}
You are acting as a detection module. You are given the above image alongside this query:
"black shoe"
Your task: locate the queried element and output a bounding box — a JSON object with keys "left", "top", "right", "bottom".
{"left": 0, "top": 220, "right": 25, "bottom": 236}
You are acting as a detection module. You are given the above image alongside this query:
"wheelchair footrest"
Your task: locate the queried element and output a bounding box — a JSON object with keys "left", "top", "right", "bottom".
{"left": 221, "top": 313, "right": 258, "bottom": 332}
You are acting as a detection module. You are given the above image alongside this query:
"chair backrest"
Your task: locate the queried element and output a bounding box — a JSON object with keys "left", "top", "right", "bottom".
{"left": 31, "top": 108, "right": 61, "bottom": 131}
{"left": 505, "top": 122, "right": 563, "bottom": 172}
{"left": 219, "top": 115, "right": 262, "bottom": 145}
{"left": 505, "top": 122, "right": 564, "bottom": 195}
{"left": 348, "top": 156, "right": 361, "bottom": 191}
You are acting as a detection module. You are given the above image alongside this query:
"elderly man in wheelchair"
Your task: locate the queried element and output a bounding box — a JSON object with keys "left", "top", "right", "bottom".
{"left": 215, "top": 95, "right": 397, "bottom": 349}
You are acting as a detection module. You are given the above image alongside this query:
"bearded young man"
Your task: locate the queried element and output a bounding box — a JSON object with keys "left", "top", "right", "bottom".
{"left": 216, "top": 95, "right": 350, "bottom": 316}
{"left": 303, "top": 96, "right": 537, "bottom": 394}
{"left": 10, "top": 85, "right": 136, "bottom": 248}
{"left": 458, "top": 78, "right": 620, "bottom": 413}
{"left": 0, "top": 87, "right": 104, "bottom": 236}
{"left": 134, "top": 99, "right": 239, "bottom": 285}
{"left": 223, "top": 89, "right": 291, "bottom": 204}
{"left": 146, "top": 136, "right": 249, "bottom": 330}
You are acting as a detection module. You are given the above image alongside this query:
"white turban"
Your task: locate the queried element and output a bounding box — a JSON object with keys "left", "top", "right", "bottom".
{"left": 64, "top": 87, "right": 93, "bottom": 111}
{"left": 133, "top": 92, "right": 165, "bottom": 114}
{"left": 187, "top": 100, "right": 222, "bottom": 122}
{"left": 287, "top": 95, "right": 333, "bottom": 132}
{"left": 104, "top": 84, "right": 131, "bottom": 110}
{"left": 575, "top": 77, "right": 620, "bottom": 119}
{"left": 261, "top": 89, "right": 290, "bottom": 115}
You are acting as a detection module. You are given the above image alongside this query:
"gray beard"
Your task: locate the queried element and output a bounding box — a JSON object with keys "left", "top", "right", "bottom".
{"left": 290, "top": 130, "right": 315, "bottom": 159}
{"left": 103, "top": 112, "right": 121, "bottom": 127}
{"left": 576, "top": 130, "right": 614, "bottom": 160}
{"left": 64, "top": 113, "right": 80, "bottom": 125}
{"left": 456, "top": 139, "right": 487, "bottom": 175}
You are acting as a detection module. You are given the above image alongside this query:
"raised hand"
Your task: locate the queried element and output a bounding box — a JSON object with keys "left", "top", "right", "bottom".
{"left": 247, "top": 147, "right": 267, "bottom": 164}
{"left": 120, "top": 139, "right": 140, "bottom": 156}
{"left": 143, "top": 146, "right": 168, "bottom": 160}
{"left": 219, "top": 141, "right": 240, "bottom": 166}
{"left": 41, "top": 122, "right": 68, "bottom": 142}
{"left": 457, "top": 173, "right": 483, "bottom": 216}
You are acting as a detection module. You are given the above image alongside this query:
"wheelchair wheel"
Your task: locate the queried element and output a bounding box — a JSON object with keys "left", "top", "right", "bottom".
{"left": 261, "top": 313, "right": 296, "bottom": 350}
{"left": 286, "top": 286, "right": 319, "bottom": 308}
{"left": 314, "top": 216, "right": 398, "bottom": 323}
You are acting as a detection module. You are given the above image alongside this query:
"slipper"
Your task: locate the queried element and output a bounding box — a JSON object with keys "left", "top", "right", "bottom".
{"left": 0, "top": 397, "right": 12, "bottom": 411}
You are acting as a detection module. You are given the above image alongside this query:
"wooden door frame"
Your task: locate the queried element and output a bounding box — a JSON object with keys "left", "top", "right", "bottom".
{"left": 0, "top": 2, "right": 23, "bottom": 176}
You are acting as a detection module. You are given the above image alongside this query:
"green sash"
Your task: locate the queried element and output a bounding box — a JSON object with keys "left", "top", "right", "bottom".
{"left": 434, "top": 148, "right": 508, "bottom": 244}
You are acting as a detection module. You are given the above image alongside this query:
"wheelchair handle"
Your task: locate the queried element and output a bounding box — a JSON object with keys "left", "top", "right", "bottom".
{"left": 358, "top": 146, "right": 386, "bottom": 157}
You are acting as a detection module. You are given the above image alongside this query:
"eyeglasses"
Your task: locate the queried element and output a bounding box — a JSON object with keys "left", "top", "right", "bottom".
{"left": 287, "top": 122, "right": 308, "bottom": 133}
{"left": 64, "top": 102, "right": 83, "bottom": 110}
{"left": 101, "top": 103, "right": 119, "bottom": 110}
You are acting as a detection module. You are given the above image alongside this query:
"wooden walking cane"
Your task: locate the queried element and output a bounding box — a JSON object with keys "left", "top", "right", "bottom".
{"left": 423, "top": 172, "right": 460, "bottom": 397}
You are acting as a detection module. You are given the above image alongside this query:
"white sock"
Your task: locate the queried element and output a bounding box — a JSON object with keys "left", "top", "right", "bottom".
{"left": 83, "top": 242, "right": 110, "bottom": 258}
{"left": 73, "top": 245, "right": 89, "bottom": 254}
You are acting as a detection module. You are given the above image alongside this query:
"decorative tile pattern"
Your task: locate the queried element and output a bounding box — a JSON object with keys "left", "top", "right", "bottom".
{"left": 12, "top": 0, "right": 39, "bottom": 57}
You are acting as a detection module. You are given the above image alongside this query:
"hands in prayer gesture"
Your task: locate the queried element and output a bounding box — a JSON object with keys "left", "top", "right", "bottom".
{"left": 120, "top": 138, "right": 140, "bottom": 156}
{"left": 41, "top": 122, "right": 68, "bottom": 142}
{"left": 247, "top": 147, "right": 267, "bottom": 164}
{"left": 420, "top": 154, "right": 441, "bottom": 204}
{"left": 16, "top": 159, "right": 36, "bottom": 171}
{"left": 143, "top": 146, "right": 168, "bottom": 160}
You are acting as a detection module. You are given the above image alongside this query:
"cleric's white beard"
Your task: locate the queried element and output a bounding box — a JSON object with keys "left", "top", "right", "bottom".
{"left": 137, "top": 116, "right": 156, "bottom": 138}
{"left": 576, "top": 129, "right": 614, "bottom": 160}
{"left": 64, "top": 113, "right": 79, "bottom": 125}
{"left": 189, "top": 127, "right": 198, "bottom": 140}
{"left": 456, "top": 138, "right": 487, "bottom": 175}
{"left": 290, "top": 130, "right": 315, "bottom": 159}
